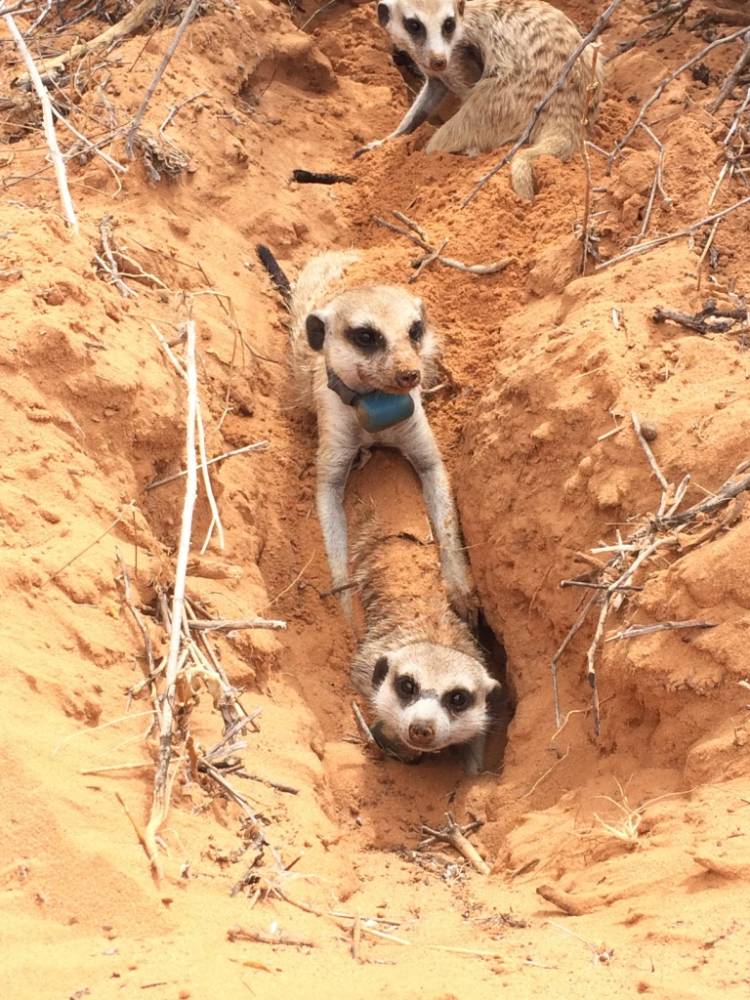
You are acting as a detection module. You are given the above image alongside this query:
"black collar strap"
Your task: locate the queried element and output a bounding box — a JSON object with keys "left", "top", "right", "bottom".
{"left": 326, "top": 367, "right": 360, "bottom": 406}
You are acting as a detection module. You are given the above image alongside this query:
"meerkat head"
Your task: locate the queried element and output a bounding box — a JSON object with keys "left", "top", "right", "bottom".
{"left": 304, "top": 284, "right": 437, "bottom": 396}
{"left": 369, "top": 642, "right": 499, "bottom": 754}
{"left": 376, "top": 0, "right": 466, "bottom": 76}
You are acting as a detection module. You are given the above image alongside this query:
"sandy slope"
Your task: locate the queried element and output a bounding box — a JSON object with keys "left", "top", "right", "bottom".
{"left": 1, "top": 0, "right": 749, "bottom": 997}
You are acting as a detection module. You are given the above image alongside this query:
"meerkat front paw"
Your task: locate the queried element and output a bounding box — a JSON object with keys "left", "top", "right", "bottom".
{"left": 448, "top": 581, "right": 479, "bottom": 629}
{"left": 352, "top": 139, "right": 385, "bottom": 159}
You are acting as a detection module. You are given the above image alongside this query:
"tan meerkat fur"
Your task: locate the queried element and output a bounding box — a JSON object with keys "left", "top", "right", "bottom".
{"left": 351, "top": 515, "right": 499, "bottom": 773}
{"left": 359, "top": 0, "right": 604, "bottom": 199}
{"left": 260, "top": 247, "right": 475, "bottom": 622}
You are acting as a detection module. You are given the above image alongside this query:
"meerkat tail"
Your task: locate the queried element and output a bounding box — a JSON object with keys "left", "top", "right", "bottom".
{"left": 256, "top": 244, "right": 292, "bottom": 305}
{"left": 510, "top": 129, "right": 580, "bottom": 201}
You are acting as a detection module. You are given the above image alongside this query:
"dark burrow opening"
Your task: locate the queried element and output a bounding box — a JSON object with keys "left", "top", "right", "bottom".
{"left": 474, "top": 610, "right": 515, "bottom": 774}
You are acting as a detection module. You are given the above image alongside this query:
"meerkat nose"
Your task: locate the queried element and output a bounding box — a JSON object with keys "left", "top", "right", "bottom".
{"left": 396, "top": 369, "right": 421, "bottom": 388}
{"left": 428, "top": 55, "right": 447, "bottom": 72}
{"left": 409, "top": 721, "right": 435, "bottom": 746}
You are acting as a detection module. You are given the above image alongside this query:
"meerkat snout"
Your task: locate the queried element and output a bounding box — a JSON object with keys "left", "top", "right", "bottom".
{"left": 395, "top": 368, "right": 420, "bottom": 389}
{"left": 408, "top": 720, "right": 435, "bottom": 747}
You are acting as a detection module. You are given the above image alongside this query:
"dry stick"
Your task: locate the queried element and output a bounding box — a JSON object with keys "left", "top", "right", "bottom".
{"left": 596, "top": 195, "right": 750, "bottom": 270}
{"left": 144, "top": 319, "right": 198, "bottom": 881}
{"left": 710, "top": 30, "right": 750, "bottom": 113}
{"left": 372, "top": 215, "right": 513, "bottom": 275}
{"left": 662, "top": 467, "right": 750, "bottom": 527}
{"left": 420, "top": 813, "right": 491, "bottom": 875}
{"left": 116, "top": 552, "right": 157, "bottom": 680}
{"left": 188, "top": 617, "right": 287, "bottom": 633}
{"left": 653, "top": 302, "right": 745, "bottom": 335}
{"left": 115, "top": 792, "right": 156, "bottom": 870}
{"left": 536, "top": 884, "right": 594, "bottom": 916}
{"left": 99, "top": 215, "right": 134, "bottom": 298}
{"left": 610, "top": 25, "right": 750, "bottom": 163}
{"left": 125, "top": 0, "right": 201, "bottom": 157}
{"left": 580, "top": 48, "right": 600, "bottom": 274}
{"left": 631, "top": 411, "right": 669, "bottom": 496}
{"left": 462, "top": 0, "right": 624, "bottom": 207}
{"left": 44, "top": 503, "right": 134, "bottom": 585}
{"left": 16, "top": 0, "right": 162, "bottom": 83}
{"left": 227, "top": 925, "right": 316, "bottom": 948}
{"left": 550, "top": 592, "right": 598, "bottom": 728}
{"left": 195, "top": 398, "right": 224, "bottom": 554}
{"left": 150, "top": 320, "right": 225, "bottom": 552}
{"left": 4, "top": 14, "right": 78, "bottom": 234}
{"left": 607, "top": 619, "right": 716, "bottom": 641}
{"left": 145, "top": 441, "right": 269, "bottom": 490}
{"left": 160, "top": 91, "right": 207, "bottom": 133}
{"left": 351, "top": 700, "right": 377, "bottom": 746}
{"left": 560, "top": 580, "right": 642, "bottom": 591}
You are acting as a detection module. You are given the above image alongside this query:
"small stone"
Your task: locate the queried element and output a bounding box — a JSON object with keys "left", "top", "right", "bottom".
{"left": 640, "top": 421, "right": 658, "bottom": 441}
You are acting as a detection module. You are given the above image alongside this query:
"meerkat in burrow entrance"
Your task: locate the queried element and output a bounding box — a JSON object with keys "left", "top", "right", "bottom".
{"left": 255, "top": 245, "right": 476, "bottom": 623}
{"left": 357, "top": 0, "right": 604, "bottom": 200}
{"left": 351, "top": 515, "right": 499, "bottom": 773}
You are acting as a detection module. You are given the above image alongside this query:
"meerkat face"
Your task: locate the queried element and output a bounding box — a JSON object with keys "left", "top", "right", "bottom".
{"left": 305, "top": 284, "right": 437, "bottom": 396}
{"left": 369, "top": 642, "right": 499, "bottom": 754}
{"left": 376, "top": 0, "right": 466, "bottom": 77}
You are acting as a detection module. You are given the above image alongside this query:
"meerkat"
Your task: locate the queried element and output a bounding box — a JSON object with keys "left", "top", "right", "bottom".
{"left": 256, "top": 245, "right": 475, "bottom": 623}
{"left": 357, "top": 0, "right": 604, "bottom": 200}
{"left": 351, "top": 515, "right": 499, "bottom": 773}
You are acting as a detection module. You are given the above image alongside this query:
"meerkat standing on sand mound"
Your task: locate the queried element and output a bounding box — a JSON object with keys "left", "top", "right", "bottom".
{"left": 357, "top": 0, "right": 604, "bottom": 199}
{"left": 256, "top": 245, "right": 476, "bottom": 623}
{"left": 351, "top": 515, "right": 499, "bottom": 773}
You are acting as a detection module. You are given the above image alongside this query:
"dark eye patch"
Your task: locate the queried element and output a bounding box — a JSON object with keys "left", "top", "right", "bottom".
{"left": 443, "top": 687, "right": 474, "bottom": 713}
{"left": 408, "top": 320, "right": 424, "bottom": 343}
{"left": 395, "top": 674, "right": 418, "bottom": 701}
{"left": 346, "top": 325, "right": 384, "bottom": 353}
{"left": 442, "top": 16, "right": 456, "bottom": 37}
{"left": 403, "top": 16, "right": 424, "bottom": 38}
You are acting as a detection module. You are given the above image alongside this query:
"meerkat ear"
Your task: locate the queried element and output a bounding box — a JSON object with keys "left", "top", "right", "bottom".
{"left": 457, "top": 0, "right": 465, "bottom": 15}
{"left": 305, "top": 312, "right": 327, "bottom": 351}
{"left": 372, "top": 656, "right": 390, "bottom": 689}
{"left": 377, "top": 1, "right": 391, "bottom": 27}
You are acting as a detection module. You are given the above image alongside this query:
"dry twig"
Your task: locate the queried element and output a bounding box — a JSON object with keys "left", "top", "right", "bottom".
{"left": 373, "top": 213, "right": 513, "bottom": 277}
{"left": 4, "top": 13, "right": 78, "bottom": 234}
{"left": 419, "top": 813, "right": 491, "bottom": 875}
{"left": 144, "top": 319, "right": 198, "bottom": 879}
{"left": 606, "top": 619, "right": 716, "bottom": 641}
{"left": 125, "top": 0, "right": 202, "bottom": 157}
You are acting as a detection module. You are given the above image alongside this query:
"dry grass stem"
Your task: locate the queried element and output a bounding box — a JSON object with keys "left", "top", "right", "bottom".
{"left": 4, "top": 13, "right": 78, "bottom": 233}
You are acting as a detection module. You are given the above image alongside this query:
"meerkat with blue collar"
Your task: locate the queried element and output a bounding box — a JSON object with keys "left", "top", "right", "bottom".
{"left": 256, "top": 245, "right": 475, "bottom": 623}
{"left": 358, "top": 0, "right": 604, "bottom": 200}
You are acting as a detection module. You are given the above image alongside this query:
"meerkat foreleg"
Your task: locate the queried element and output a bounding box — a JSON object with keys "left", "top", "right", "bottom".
{"left": 353, "top": 76, "right": 449, "bottom": 158}
{"left": 425, "top": 79, "right": 517, "bottom": 156}
{"left": 316, "top": 443, "right": 359, "bottom": 620}
{"left": 399, "top": 417, "right": 476, "bottom": 623}
{"left": 462, "top": 732, "right": 487, "bottom": 775}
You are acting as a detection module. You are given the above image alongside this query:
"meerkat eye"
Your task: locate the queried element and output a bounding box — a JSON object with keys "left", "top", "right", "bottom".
{"left": 346, "top": 326, "right": 383, "bottom": 351}
{"left": 396, "top": 675, "right": 417, "bottom": 698}
{"left": 446, "top": 688, "right": 472, "bottom": 712}
{"left": 403, "top": 16, "right": 423, "bottom": 36}
{"left": 442, "top": 16, "right": 456, "bottom": 36}
{"left": 408, "top": 320, "right": 424, "bottom": 343}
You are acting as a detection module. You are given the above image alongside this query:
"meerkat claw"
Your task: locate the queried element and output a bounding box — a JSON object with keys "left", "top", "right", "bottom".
{"left": 353, "top": 139, "right": 385, "bottom": 159}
